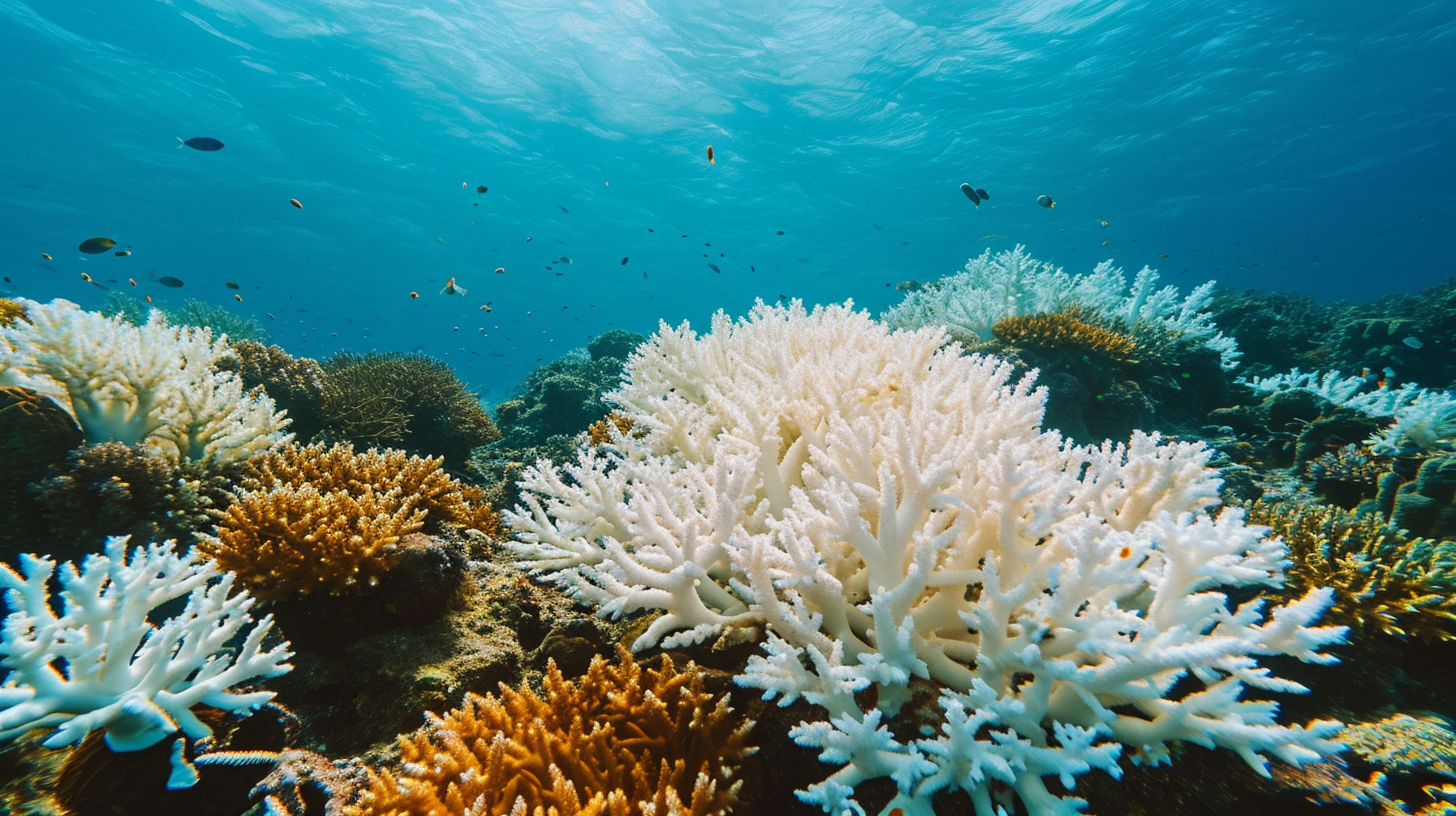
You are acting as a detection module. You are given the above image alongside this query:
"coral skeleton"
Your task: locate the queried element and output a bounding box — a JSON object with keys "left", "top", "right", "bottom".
{"left": 883, "top": 245, "right": 1241, "bottom": 369}
{"left": 0, "top": 298, "right": 292, "bottom": 466}
{"left": 0, "top": 537, "right": 292, "bottom": 788}
{"left": 510, "top": 300, "right": 1343, "bottom": 816}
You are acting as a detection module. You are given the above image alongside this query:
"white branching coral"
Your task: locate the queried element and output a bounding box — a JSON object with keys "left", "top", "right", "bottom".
{"left": 0, "top": 298, "right": 291, "bottom": 466}
{"left": 883, "top": 245, "right": 1242, "bottom": 370}
{"left": 0, "top": 536, "right": 293, "bottom": 788}
{"left": 1239, "top": 368, "right": 1456, "bottom": 454}
{"left": 508, "top": 300, "right": 1343, "bottom": 816}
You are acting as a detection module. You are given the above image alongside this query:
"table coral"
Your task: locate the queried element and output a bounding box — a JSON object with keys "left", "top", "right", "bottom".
{"left": 346, "top": 650, "right": 753, "bottom": 816}
{"left": 510, "top": 299, "right": 1343, "bottom": 816}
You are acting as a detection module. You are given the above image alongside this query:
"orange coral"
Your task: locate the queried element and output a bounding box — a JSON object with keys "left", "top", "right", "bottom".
{"left": 992, "top": 309, "right": 1138, "bottom": 362}
{"left": 200, "top": 443, "right": 498, "bottom": 600}
{"left": 347, "top": 650, "right": 754, "bottom": 816}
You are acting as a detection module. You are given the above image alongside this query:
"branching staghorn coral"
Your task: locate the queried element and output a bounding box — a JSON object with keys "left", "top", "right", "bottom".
{"left": 200, "top": 443, "right": 498, "bottom": 600}
{"left": 511, "top": 299, "right": 1342, "bottom": 816}
{"left": 1248, "top": 501, "right": 1456, "bottom": 641}
{"left": 884, "top": 244, "right": 1241, "bottom": 369}
{"left": 346, "top": 650, "right": 753, "bottom": 816}
{"left": 991, "top": 308, "right": 1139, "bottom": 362}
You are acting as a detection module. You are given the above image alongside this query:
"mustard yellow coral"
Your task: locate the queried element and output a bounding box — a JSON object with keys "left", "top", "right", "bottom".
{"left": 0, "top": 298, "right": 25, "bottom": 326}
{"left": 200, "top": 442, "right": 499, "bottom": 600}
{"left": 1250, "top": 501, "right": 1456, "bottom": 641}
{"left": 347, "top": 650, "right": 754, "bottom": 816}
{"left": 992, "top": 309, "right": 1138, "bottom": 362}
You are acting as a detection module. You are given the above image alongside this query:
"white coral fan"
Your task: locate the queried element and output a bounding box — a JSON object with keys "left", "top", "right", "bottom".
{"left": 1239, "top": 368, "right": 1456, "bottom": 454}
{"left": 883, "top": 245, "right": 1242, "bottom": 370}
{"left": 0, "top": 298, "right": 291, "bottom": 466}
{"left": 509, "top": 300, "right": 1342, "bottom": 816}
{"left": 0, "top": 537, "right": 293, "bottom": 788}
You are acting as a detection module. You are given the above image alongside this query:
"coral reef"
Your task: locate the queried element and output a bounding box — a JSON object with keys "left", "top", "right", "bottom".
{"left": 345, "top": 650, "right": 753, "bottom": 816}
{"left": 883, "top": 244, "right": 1241, "bottom": 369}
{"left": 221, "top": 340, "right": 328, "bottom": 444}
{"left": 0, "top": 537, "right": 292, "bottom": 788}
{"left": 1248, "top": 501, "right": 1456, "bottom": 642}
{"left": 1306, "top": 443, "right": 1394, "bottom": 507}
{"left": 0, "top": 298, "right": 292, "bottom": 467}
{"left": 1375, "top": 455, "right": 1456, "bottom": 541}
{"left": 0, "top": 385, "right": 84, "bottom": 556}
{"left": 0, "top": 298, "right": 27, "bottom": 326}
{"left": 170, "top": 298, "right": 269, "bottom": 343}
{"left": 991, "top": 308, "right": 1139, "bottom": 362}
{"left": 1209, "top": 288, "right": 1335, "bottom": 375}
{"left": 510, "top": 300, "right": 1343, "bottom": 815}
{"left": 320, "top": 352, "right": 498, "bottom": 470}
{"left": 201, "top": 443, "right": 497, "bottom": 602}
{"left": 29, "top": 442, "right": 226, "bottom": 558}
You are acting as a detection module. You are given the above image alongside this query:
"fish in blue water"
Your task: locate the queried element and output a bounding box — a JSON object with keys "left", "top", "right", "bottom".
{"left": 440, "top": 277, "right": 467, "bottom": 296}
{"left": 78, "top": 237, "right": 115, "bottom": 254}
{"left": 621, "top": 257, "right": 628, "bottom": 265}
{"left": 178, "top": 136, "right": 224, "bottom": 151}
{"left": 961, "top": 184, "right": 990, "bottom": 205}
{"left": 157, "top": 276, "right": 184, "bottom": 288}
{"left": 1037, "top": 194, "right": 1056, "bottom": 208}
{"left": 707, "top": 263, "right": 721, "bottom": 273}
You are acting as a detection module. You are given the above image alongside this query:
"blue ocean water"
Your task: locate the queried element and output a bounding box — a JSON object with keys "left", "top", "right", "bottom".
{"left": 2, "top": 0, "right": 1452, "bottom": 400}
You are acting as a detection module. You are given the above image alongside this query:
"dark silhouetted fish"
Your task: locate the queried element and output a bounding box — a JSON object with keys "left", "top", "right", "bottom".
{"left": 178, "top": 137, "right": 224, "bottom": 151}
{"left": 157, "top": 276, "right": 185, "bottom": 288}
{"left": 476, "top": 185, "right": 488, "bottom": 193}
{"left": 557, "top": 204, "right": 569, "bottom": 214}
{"left": 78, "top": 237, "right": 116, "bottom": 254}
{"left": 960, "top": 183, "right": 981, "bottom": 206}
{"left": 621, "top": 257, "right": 628, "bottom": 265}
{"left": 707, "top": 263, "right": 721, "bottom": 273}
{"left": 1037, "top": 194, "right": 1055, "bottom": 209}
{"left": 225, "top": 282, "right": 240, "bottom": 289}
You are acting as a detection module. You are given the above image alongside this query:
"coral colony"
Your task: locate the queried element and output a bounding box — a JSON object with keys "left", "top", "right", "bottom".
{"left": 10, "top": 243, "right": 1456, "bottom": 815}
{"left": 510, "top": 300, "right": 1344, "bottom": 816}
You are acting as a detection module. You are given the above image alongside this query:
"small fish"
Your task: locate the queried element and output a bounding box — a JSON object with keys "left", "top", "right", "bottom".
{"left": 480, "top": 303, "right": 493, "bottom": 312}
{"left": 776, "top": 230, "right": 785, "bottom": 235}
{"left": 234, "top": 294, "right": 243, "bottom": 302}
{"left": 557, "top": 204, "right": 569, "bottom": 214}
{"left": 494, "top": 267, "right": 505, "bottom": 274}
{"left": 80, "top": 272, "right": 92, "bottom": 282}
{"left": 1101, "top": 220, "right": 1109, "bottom": 227}
{"left": 145, "top": 295, "right": 153, "bottom": 303}
{"left": 643, "top": 270, "right": 648, "bottom": 278}
{"left": 114, "top": 250, "right": 131, "bottom": 257}
{"left": 178, "top": 136, "right": 224, "bottom": 151}
{"left": 707, "top": 263, "right": 721, "bottom": 273}
{"left": 476, "top": 185, "right": 487, "bottom": 193}
{"left": 525, "top": 235, "right": 532, "bottom": 242}
{"left": 440, "top": 277, "right": 467, "bottom": 296}
{"left": 409, "top": 291, "right": 420, "bottom": 299}
{"left": 561, "top": 256, "right": 572, "bottom": 264}
{"left": 894, "top": 280, "right": 923, "bottom": 291}
{"left": 437, "top": 237, "right": 445, "bottom": 244}
{"left": 41, "top": 253, "right": 52, "bottom": 261}
{"left": 960, "top": 183, "right": 980, "bottom": 206}
{"left": 1101, "top": 241, "right": 1109, "bottom": 246}
{"left": 1037, "top": 195, "right": 1055, "bottom": 208}
{"left": 462, "top": 182, "right": 468, "bottom": 189}
{"left": 980, "top": 234, "right": 1004, "bottom": 241}
{"left": 1404, "top": 336, "right": 1424, "bottom": 349}
{"left": 225, "top": 281, "right": 240, "bottom": 289}
{"left": 266, "top": 312, "right": 276, "bottom": 319}
{"left": 289, "top": 198, "right": 302, "bottom": 209}
{"left": 621, "top": 257, "right": 628, "bottom": 265}
{"left": 1159, "top": 253, "right": 1169, "bottom": 258}
{"left": 157, "top": 275, "right": 185, "bottom": 288}
{"left": 707, "top": 145, "right": 715, "bottom": 164}
{"left": 128, "top": 278, "right": 137, "bottom": 287}
{"left": 78, "top": 237, "right": 116, "bottom": 254}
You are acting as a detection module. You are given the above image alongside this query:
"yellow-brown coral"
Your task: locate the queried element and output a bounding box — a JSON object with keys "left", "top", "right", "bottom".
{"left": 586, "top": 412, "right": 634, "bottom": 446}
{"left": 0, "top": 298, "right": 26, "bottom": 326}
{"left": 1250, "top": 501, "right": 1456, "bottom": 641}
{"left": 1339, "top": 713, "right": 1456, "bottom": 778}
{"left": 347, "top": 650, "right": 754, "bottom": 816}
{"left": 992, "top": 309, "right": 1138, "bottom": 362}
{"left": 200, "top": 442, "right": 499, "bottom": 600}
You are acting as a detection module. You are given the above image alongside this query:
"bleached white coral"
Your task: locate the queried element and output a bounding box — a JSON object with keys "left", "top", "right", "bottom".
{"left": 883, "top": 245, "right": 1242, "bottom": 369}
{"left": 0, "top": 536, "right": 293, "bottom": 788}
{"left": 0, "top": 298, "right": 291, "bottom": 466}
{"left": 509, "top": 300, "right": 1342, "bottom": 816}
{"left": 1238, "top": 367, "right": 1456, "bottom": 454}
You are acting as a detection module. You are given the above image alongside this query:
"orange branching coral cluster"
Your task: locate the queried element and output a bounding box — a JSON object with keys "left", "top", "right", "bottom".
{"left": 201, "top": 442, "right": 499, "bottom": 600}
{"left": 991, "top": 308, "right": 1138, "bottom": 362}
{"left": 347, "top": 650, "right": 754, "bottom": 816}
{"left": 586, "top": 412, "right": 634, "bottom": 446}
{"left": 1249, "top": 501, "right": 1456, "bottom": 641}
